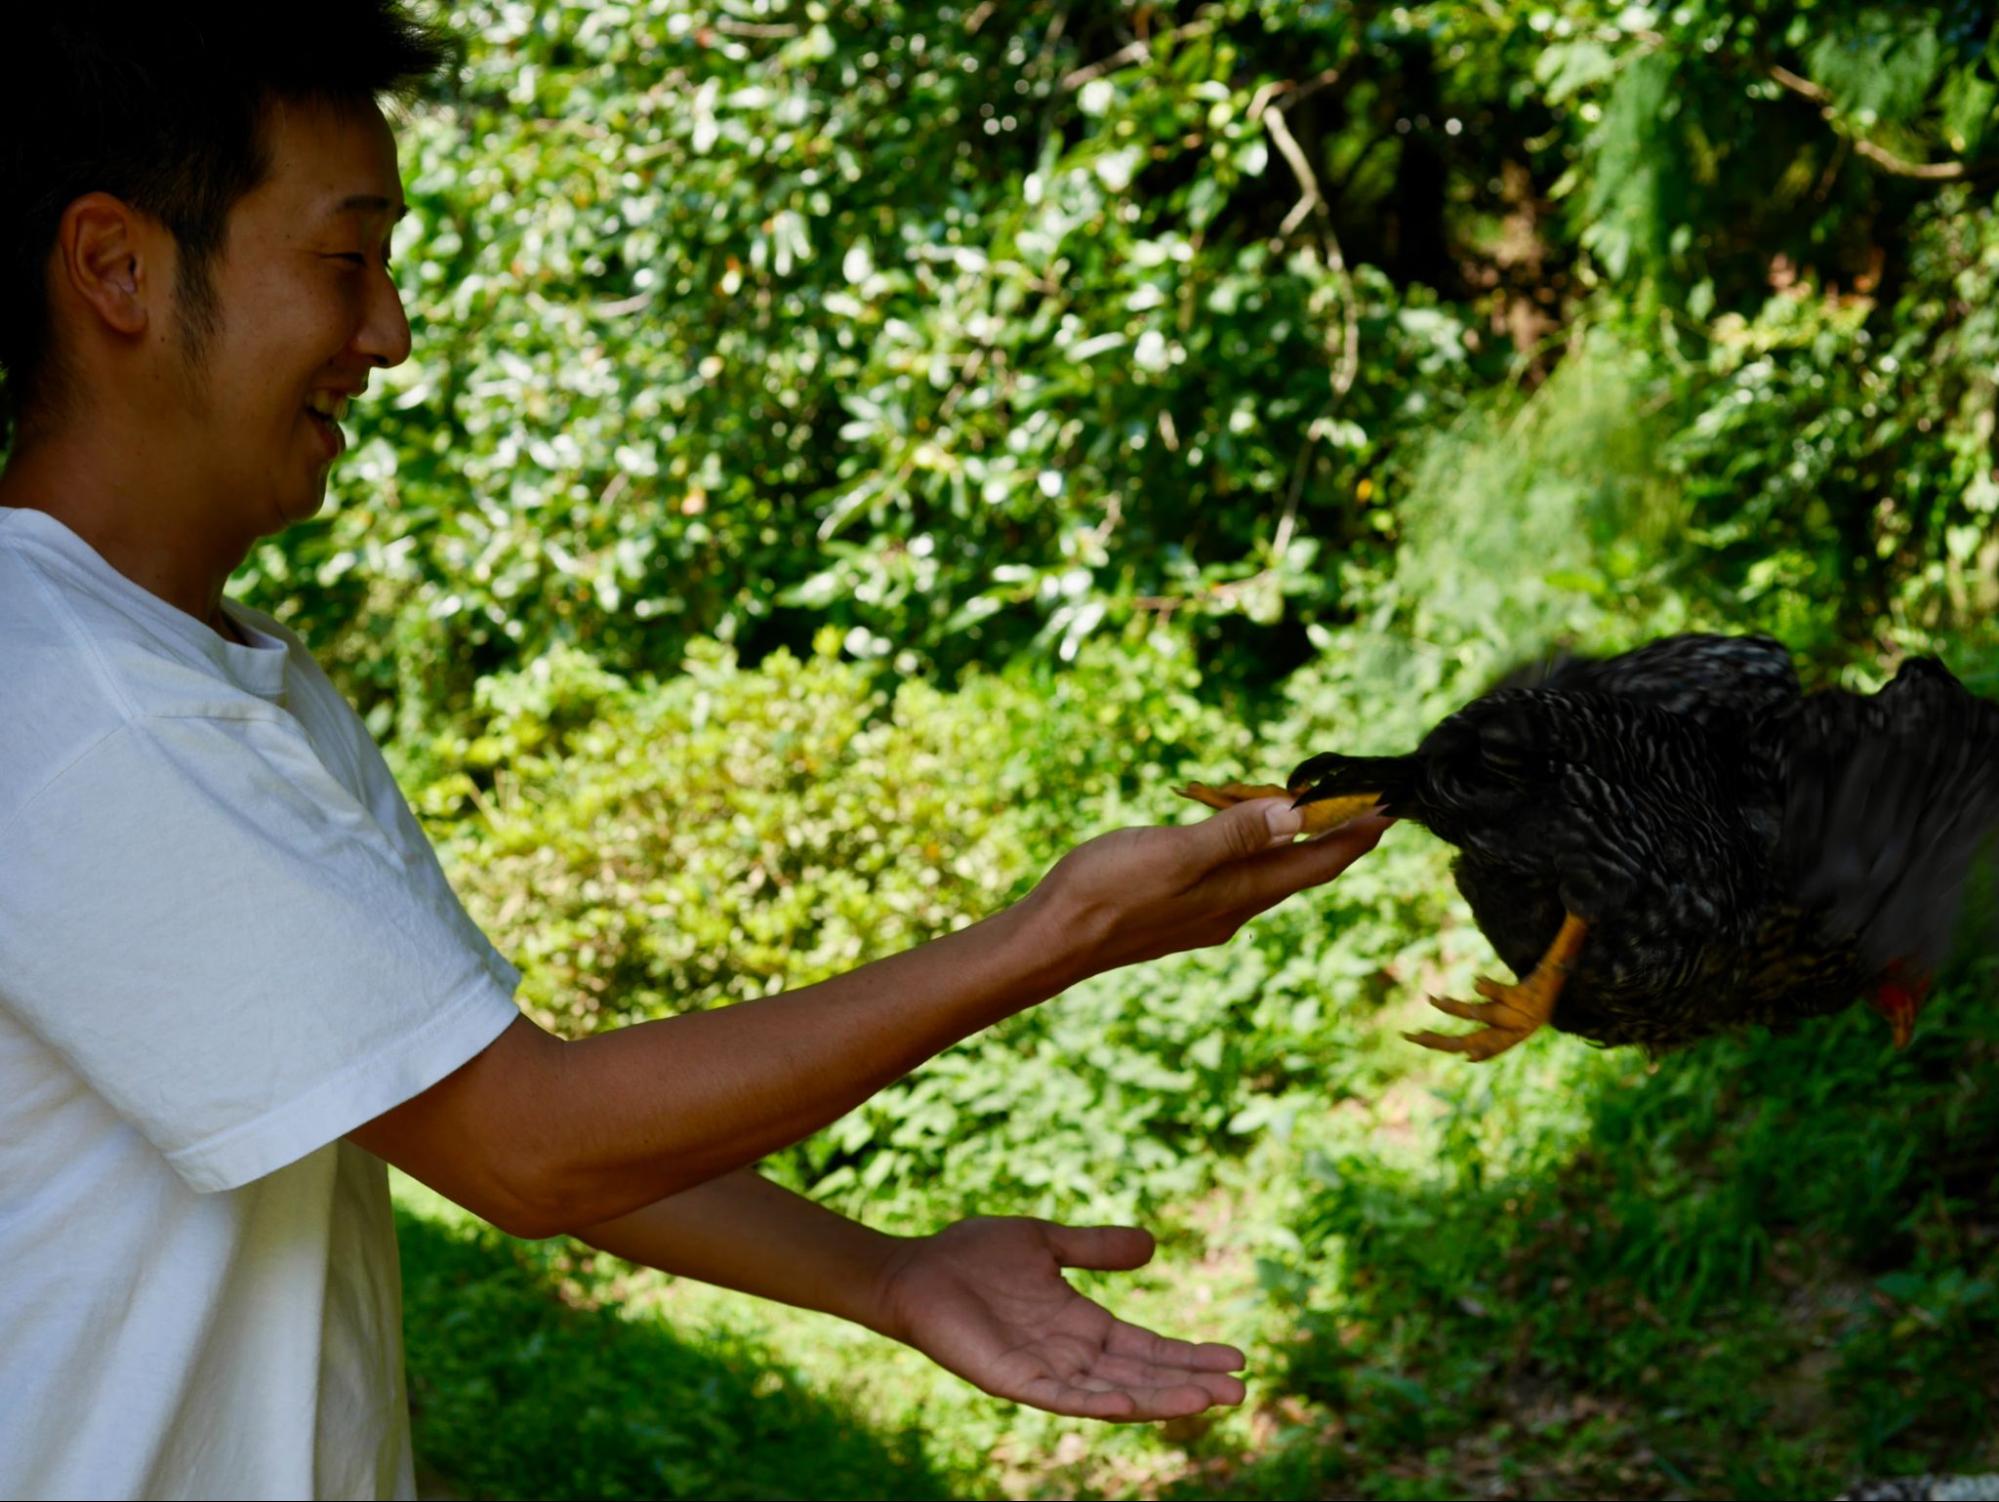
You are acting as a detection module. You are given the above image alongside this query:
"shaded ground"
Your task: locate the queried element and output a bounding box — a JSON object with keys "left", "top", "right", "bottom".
{"left": 397, "top": 966, "right": 1999, "bottom": 1501}
{"left": 397, "top": 1205, "right": 959, "bottom": 1500}
{"left": 1163, "top": 974, "right": 1999, "bottom": 1501}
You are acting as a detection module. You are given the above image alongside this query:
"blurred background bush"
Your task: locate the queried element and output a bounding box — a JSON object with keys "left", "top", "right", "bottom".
{"left": 36, "top": 0, "right": 1999, "bottom": 1495}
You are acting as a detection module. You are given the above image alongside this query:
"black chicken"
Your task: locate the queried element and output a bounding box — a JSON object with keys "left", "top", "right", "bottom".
{"left": 1185, "top": 634, "right": 1999, "bottom": 1059}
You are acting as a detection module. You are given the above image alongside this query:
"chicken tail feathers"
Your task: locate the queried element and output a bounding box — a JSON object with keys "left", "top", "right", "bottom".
{"left": 1778, "top": 657, "right": 1999, "bottom": 980}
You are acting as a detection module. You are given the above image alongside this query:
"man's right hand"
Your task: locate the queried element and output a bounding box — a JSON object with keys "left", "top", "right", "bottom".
{"left": 1030, "top": 797, "right": 1392, "bottom": 980}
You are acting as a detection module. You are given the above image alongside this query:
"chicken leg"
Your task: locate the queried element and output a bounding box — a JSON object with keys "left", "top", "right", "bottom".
{"left": 1407, "top": 912, "right": 1589, "bottom": 1062}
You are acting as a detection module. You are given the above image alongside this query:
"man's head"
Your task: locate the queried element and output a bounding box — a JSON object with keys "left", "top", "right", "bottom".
{"left": 0, "top": 5, "right": 448, "bottom": 532}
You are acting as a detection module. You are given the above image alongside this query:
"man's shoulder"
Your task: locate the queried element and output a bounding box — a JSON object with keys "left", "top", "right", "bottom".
{"left": 0, "top": 540, "right": 288, "bottom": 830}
{"left": 0, "top": 543, "right": 135, "bottom": 820}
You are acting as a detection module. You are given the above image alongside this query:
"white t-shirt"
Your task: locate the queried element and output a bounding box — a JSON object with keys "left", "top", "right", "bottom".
{"left": 0, "top": 506, "right": 524, "bottom": 1500}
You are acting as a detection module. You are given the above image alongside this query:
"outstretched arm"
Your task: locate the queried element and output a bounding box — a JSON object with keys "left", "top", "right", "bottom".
{"left": 575, "top": 1167, "right": 1247, "bottom": 1421}
{"left": 351, "top": 801, "right": 1389, "bottom": 1238}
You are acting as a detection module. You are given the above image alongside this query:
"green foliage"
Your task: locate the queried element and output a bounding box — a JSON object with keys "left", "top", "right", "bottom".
{"left": 242, "top": 0, "right": 1487, "bottom": 735}
{"left": 415, "top": 634, "right": 1035, "bottom": 1030}
{"left": 1226, "top": 971, "right": 1999, "bottom": 1498}
{"left": 795, "top": 824, "right": 1456, "bottom": 1224}
{"left": 1666, "top": 196, "right": 1999, "bottom": 652}
{"left": 395, "top": 1197, "right": 959, "bottom": 1499}
{"left": 206, "top": 0, "right": 1999, "bottom": 744}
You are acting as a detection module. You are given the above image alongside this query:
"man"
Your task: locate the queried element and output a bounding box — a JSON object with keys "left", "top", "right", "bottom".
{"left": 0, "top": 6, "right": 1389, "bottom": 1498}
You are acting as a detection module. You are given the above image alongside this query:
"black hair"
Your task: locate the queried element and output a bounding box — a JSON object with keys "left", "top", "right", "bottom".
{"left": 0, "top": 3, "right": 452, "bottom": 443}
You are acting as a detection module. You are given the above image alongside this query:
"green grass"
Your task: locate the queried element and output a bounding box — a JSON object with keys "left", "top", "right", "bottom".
{"left": 1181, "top": 966, "right": 1999, "bottom": 1500}
{"left": 395, "top": 1181, "right": 957, "bottom": 1499}
{"left": 394, "top": 959, "right": 1999, "bottom": 1500}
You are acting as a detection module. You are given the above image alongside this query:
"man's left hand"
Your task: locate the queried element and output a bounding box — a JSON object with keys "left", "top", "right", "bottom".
{"left": 872, "top": 1216, "right": 1247, "bottom": 1421}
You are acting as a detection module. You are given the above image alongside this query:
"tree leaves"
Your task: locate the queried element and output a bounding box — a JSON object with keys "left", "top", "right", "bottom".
{"left": 211, "top": 0, "right": 1999, "bottom": 737}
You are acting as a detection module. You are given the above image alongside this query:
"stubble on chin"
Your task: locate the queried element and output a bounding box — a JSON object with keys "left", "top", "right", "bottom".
{"left": 166, "top": 296, "right": 326, "bottom": 534}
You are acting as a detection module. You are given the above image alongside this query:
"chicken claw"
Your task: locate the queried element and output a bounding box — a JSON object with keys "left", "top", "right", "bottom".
{"left": 1405, "top": 913, "right": 1589, "bottom": 1062}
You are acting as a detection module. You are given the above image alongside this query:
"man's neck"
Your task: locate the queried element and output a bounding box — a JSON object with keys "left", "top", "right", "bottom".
{"left": 0, "top": 430, "right": 255, "bottom": 640}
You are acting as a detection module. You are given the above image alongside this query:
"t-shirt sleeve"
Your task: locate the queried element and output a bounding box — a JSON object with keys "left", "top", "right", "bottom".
{"left": 0, "top": 712, "right": 523, "bottom": 1192}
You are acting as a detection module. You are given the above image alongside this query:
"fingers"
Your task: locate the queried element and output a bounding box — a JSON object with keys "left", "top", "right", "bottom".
{"left": 982, "top": 1274, "right": 1251, "bottom": 1421}
{"left": 1278, "top": 809, "right": 1393, "bottom": 875}
{"left": 1044, "top": 1222, "right": 1156, "bottom": 1272}
{"left": 1016, "top": 1372, "right": 1244, "bottom": 1422}
{"left": 1178, "top": 805, "right": 1390, "bottom": 918}
{"left": 1187, "top": 797, "right": 1304, "bottom": 869}
{"left": 1293, "top": 809, "right": 1395, "bottom": 860}
{"left": 1104, "top": 1319, "right": 1246, "bottom": 1372}
{"left": 1024, "top": 1382, "right": 1140, "bottom": 1420}
{"left": 1216, "top": 812, "right": 1394, "bottom": 913}
{"left": 1009, "top": 1325, "right": 1249, "bottom": 1419}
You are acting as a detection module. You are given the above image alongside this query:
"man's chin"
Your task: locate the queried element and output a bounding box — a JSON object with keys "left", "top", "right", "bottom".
{"left": 272, "top": 479, "right": 332, "bottom": 531}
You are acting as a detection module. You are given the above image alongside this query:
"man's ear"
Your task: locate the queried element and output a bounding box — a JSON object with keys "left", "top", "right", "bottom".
{"left": 54, "top": 193, "right": 161, "bottom": 341}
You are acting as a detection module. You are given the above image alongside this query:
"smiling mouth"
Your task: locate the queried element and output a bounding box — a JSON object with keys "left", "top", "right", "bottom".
{"left": 303, "top": 395, "right": 349, "bottom": 457}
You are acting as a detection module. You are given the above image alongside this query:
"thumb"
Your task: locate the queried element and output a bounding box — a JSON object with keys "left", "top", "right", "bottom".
{"left": 1044, "top": 1223, "right": 1157, "bottom": 1272}
{"left": 1192, "top": 797, "right": 1302, "bottom": 867}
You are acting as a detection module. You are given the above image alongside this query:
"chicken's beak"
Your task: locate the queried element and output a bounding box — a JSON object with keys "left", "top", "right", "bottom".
{"left": 1178, "top": 781, "right": 1383, "bottom": 836}
{"left": 1286, "top": 789, "right": 1384, "bottom": 835}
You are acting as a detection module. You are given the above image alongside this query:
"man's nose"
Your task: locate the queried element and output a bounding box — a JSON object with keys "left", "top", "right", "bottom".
{"left": 357, "top": 269, "right": 412, "bottom": 369}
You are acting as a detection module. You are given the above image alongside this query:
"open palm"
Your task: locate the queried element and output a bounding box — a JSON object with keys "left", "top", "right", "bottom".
{"left": 875, "top": 1216, "right": 1247, "bottom": 1421}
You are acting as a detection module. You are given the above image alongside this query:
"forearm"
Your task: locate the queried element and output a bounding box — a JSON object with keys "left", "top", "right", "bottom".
{"left": 572, "top": 1167, "right": 903, "bottom": 1336}
{"left": 527, "top": 886, "right": 1087, "bottom": 1229}
{"left": 352, "top": 801, "right": 1384, "bottom": 1243}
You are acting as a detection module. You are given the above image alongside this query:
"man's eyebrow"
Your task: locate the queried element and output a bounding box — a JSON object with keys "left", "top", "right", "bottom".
{"left": 333, "top": 193, "right": 410, "bottom": 221}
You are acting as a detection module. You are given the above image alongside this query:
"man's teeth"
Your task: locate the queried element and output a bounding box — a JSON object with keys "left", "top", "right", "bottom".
{"left": 305, "top": 393, "right": 350, "bottom": 420}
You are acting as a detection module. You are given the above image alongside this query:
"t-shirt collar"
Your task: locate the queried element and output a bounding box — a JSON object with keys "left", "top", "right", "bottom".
{"left": 0, "top": 505, "right": 290, "bottom": 701}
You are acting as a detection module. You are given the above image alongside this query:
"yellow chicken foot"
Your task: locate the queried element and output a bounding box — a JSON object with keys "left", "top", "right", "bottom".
{"left": 1177, "top": 780, "right": 1382, "bottom": 836}
{"left": 1406, "top": 912, "right": 1590, "bottom": 1062}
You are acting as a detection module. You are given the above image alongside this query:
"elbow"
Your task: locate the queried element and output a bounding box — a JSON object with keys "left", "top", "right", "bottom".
{"left": 491, "top": 1148, "right": 709, "bottom": 1240}
{"left": 420, "top": 1147, "right": 571, "bottom": 1241}
{"left": 489, "top": 1204, "right": 571, "bottom": 1242}
{"left": 485, "top": 1114, "right": 665, "bottom": 1240}
{"left": 485, "top": 1125, "right": 594, "bottom": 1240}
{"left": 348, "top": 1016, "right": 597, "bottom": 1240}
{"left": 443, "top": 1022, "right": 735, "bottom": 1237}
{"left": 482, "top": 1167, "right": 571, "bottom": 1240}
{"left": 455, "top": 1046, "right": 590, "bottom": 1239}
{"left": 481, "top": 1024, "right": 600, "bottom": 1238}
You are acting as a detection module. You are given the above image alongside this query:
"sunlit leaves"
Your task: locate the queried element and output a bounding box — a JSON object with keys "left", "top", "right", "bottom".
{"left": 218, "top": 0, "right": 1999, "bottom": 739}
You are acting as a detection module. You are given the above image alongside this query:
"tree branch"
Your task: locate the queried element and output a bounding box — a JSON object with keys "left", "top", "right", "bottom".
{"left": 712, "top": 19, "right": 799, "bottom": 40}
{"left": 1768, "top": 63, "right": 1986, "bottom": 181}
{"left": 1060, "top": 20, "right": 1212, "bottom": 91}
{"left": 1261, "top": 100, "right": 1361, "bottom": 397}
